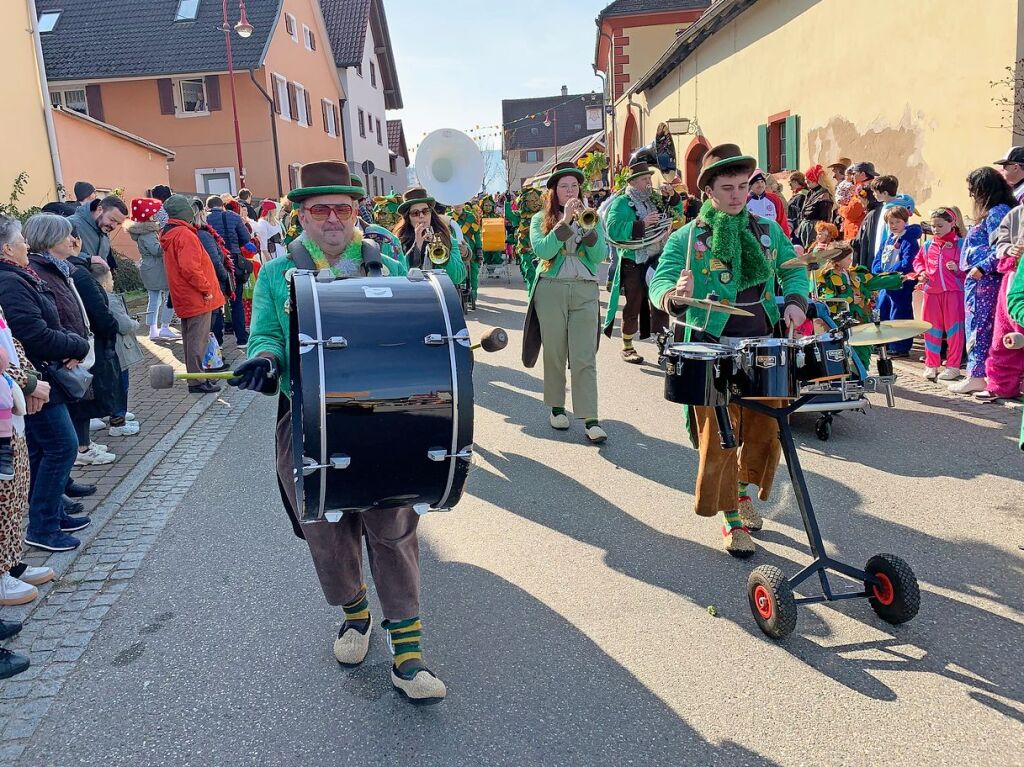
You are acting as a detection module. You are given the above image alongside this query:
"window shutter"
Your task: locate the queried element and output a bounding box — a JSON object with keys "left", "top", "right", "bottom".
{"left": 304, "top": 90, "right": 312, "bottom": 126}
{"left": 205, "top": 75, "right": 222, "bottom": 111}
{"left": 287, "top": 82, "right": 298, "bottom": 120}
{"left": 322, "top": 100, "right": 328, "bottom": 132}
{"left": 537, "top": 149, "right": 544, "bottom": 162}
{"left": 784, "top": 114, "right": 800, "bottom": 170}
{"left": 157, "top": 79, "right": 175, "bottom": 115}
{"left": 85, "top": 84, "right": 104, "bottom": 122}
{"left": 520, "top": 151, "right": 527, "bottom": 162}
{"left": 756, "top": 124, "right": 769, "bottom": 170}
{"left": 310, "top": 31, "right": 316, "bottom": 51}
{"left": 271, "top": 79, "right": 281, "bottom": 114}
{"left": 332, "top": 104, "right": 339, "bottom": 137}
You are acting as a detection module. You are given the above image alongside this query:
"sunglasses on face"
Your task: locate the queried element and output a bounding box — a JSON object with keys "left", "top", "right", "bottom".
{"left": 409, "top": 207, "right": 431, "bottom": 218}
{"left": 304, "top": 203, "right": 354, "bottom": 222}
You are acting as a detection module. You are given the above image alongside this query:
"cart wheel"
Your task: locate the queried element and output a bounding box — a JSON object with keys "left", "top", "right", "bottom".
{"left": 747, "top": 566, "right": 797, "bottom": 639}
{"left": 865, "top": 554, "right": 920, "bottom": 625}
{"left": 815, "top": 415, "right": 832, "bottom": 441}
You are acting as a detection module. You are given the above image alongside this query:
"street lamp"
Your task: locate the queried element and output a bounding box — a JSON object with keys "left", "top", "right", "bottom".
{"left": 222, "top": 0, "right": 251, "bottom": 189}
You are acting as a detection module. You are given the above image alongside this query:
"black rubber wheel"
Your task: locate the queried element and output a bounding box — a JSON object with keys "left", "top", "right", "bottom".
{"left": 815, "top": 415, "right": 832, "bottom": 441}
{"left": 865, "top": 554, "right": 920, "bottom": 625}
{"left": 747, "top": 565, "right": 797, "bottom": 639}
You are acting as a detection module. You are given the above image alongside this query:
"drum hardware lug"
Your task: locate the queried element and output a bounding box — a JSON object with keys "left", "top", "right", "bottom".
{"left": 315, "top": 271, "right": 337, "bottom": 283}
{"left": 301, "top": 454, "right": 351, "bottom": 476}
{"left": 424, "top": 328, "right": 471, "bottom": 347}
{"left": 427, "top": 447, "right": 473, "bottom": 462}
{"left": 796, "top": 350, "right": 805, "bottom": 368}
{"left": 324, "top": 511, "right": 343, "bottom": 523}
{"left": 414, "top": 503, "right": 431, "bottom": 515}
{"left": 298, "top": 333, "right": 348, "bottom": 353}
{"left": 407, "top": 268, "right": 427, "bottom": 282}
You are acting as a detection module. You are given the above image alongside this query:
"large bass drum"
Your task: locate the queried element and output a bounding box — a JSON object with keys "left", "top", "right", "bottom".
{"left": 288, "top": 269, "right": 473, "bottom": 522}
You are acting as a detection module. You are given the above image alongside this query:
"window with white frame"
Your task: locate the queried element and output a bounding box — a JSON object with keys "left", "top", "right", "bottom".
{"left": 50, "top": 89, "right": 89, "bottom": 116}
{"left": 285, "top": 13, "right": 297, "bottom": 41}
{"left": 38, "top": 11, "right": 61, "bottom": 32}
{"left": 273, "top": 74, "right": 290, "bottom": 120}
{"left": 322, "top": 99, "right": 337, "bottom": 137}
{"left": 294, "top": 83, "right": 309, "bottom": 127}
{"left": 176, "top": 77, "right": 208, "bottom": 115}
{"left": 174, "top": 0, "right": 199, "bottom": 21}
{"left": 302, "top": 24, "right": 315, "bottom": 50}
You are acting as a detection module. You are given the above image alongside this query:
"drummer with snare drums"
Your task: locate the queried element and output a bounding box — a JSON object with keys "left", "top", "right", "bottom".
{"left": 229, "top": 160, "right": 447, "bottom": 705}
{"left": 649, "top": 144, "right": 810, "bottom": 558}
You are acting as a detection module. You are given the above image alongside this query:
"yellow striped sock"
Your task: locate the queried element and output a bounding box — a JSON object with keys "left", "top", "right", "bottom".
{"left": 385, "top": 618, "right": 423, "bottom": 666}
{"left": 623, "top": 333, "right": 634, "bottom": 350}
{"left": 342, "top": 587, "right": 370, "bottom": 622}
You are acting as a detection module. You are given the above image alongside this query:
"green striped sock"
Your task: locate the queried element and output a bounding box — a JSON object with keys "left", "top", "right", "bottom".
{"left": 722, "top": 510, "right": 743, "bottom": 531}
{"left": 552, "top": 407, "right": 566, "bottom": 416}
{"left": 383, "top": 617, "right": 423, "bottom": 667}
{"left": 738, "top": 482, "right": 750, "bottom": 500}
{"left": 585, "top": 419, "right": 599, "bottom": 429}
{"left": 342, "top": 587, "right": 370, "bottom": 630}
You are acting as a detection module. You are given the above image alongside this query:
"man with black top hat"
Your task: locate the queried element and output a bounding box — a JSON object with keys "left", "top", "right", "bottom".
{"left": 603, "top": 160, "right": 682, "bottom": 364}
{"left": 995, "top": 146, "right": 1024, "bottom": 204}
{"left": 230, "top": 160, "right": 447, "bottom": 705}
{"left": 649, "top": 144, "right": 810, "bottom": 557}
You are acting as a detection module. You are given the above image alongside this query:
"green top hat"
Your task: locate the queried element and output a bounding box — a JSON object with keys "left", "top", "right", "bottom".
{"left": 546, "top": 161, "right": 585, "bottom": 188}
{"left": 287, "top": 160, "right": 364, "bottom": 203}
{"left": 398, "top": 186, "right": 436, "bottom": 215}
{"left": 625, "top": 160, "right": 656, "bottom": 182}
{"left": 696, "top": 143, "right": 757, "bottom": 191}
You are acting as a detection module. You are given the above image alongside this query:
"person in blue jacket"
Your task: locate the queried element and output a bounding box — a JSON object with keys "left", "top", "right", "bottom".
{"left": 872, "top": 205, "right": 921, "bottom": 356}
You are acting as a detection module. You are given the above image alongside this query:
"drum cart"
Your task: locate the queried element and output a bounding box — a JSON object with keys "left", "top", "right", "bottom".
{"left": 731, "top": 393, "right": 920, "bottom": 639}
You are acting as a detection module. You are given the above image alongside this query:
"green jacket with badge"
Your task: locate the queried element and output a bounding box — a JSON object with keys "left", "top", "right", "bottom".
{"left": 649, "top": 209, "right": 810, "bottom": 446}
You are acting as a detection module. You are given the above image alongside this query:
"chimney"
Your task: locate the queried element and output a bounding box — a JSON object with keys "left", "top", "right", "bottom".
{"left": 561, "top": 85, "right": 568, "bottom": 96}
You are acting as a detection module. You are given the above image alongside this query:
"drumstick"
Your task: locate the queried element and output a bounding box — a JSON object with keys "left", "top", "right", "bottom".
{"left": 149, "top": 364, "right": 234, "bottom": 390}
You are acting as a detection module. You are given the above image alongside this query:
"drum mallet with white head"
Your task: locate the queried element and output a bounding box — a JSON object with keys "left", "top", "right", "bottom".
{"left": 471, "top": 327, "right": 508, "bottom": 353}
{"left": 149, "top": 365, "right": 235, "bottom": 390}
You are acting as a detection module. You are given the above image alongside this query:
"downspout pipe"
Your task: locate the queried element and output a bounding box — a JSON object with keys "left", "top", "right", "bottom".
{"left": 27, "top": 0, "right": 64, "bottom": 198}
{"left": 248, "top": 69, "right": 283, "bottom": 198}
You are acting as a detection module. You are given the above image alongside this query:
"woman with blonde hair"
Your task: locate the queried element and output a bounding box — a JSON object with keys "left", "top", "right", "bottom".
{"left": 524, "top": 162, "right": 608, "bottom": 443}
{"left": 254, "top": 200, "right": 284, "bottom": 261}
{"left": 795, "top": 164, "right": 835, "bottom": 248}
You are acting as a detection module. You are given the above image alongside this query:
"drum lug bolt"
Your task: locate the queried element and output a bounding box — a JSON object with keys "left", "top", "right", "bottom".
{"left": 427, "top": 447, "right": 474, "bottom": 462}
{"left": 424, "top": 329, "right": 471, "bottom": 347}
{"left": 301, "top": 454, "right": 351, "bottom": 476}
{"left": 298, "top": 334, "right": 348, "bottom": 351}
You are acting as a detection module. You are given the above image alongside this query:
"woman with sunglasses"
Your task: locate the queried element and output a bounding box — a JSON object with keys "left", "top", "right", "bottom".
{"left": 523, "top": 162, "right": 607, "bottom": 444}
{"left": 393, "top": 188, "right": 467, "bottom": 286}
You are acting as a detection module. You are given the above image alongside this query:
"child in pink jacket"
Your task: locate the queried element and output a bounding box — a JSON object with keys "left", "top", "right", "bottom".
{"left": 913, "top": 207, "right": 966, "bottom": 381}
{"left": 978, "top": 219, "right": 1024, "bottom": 401}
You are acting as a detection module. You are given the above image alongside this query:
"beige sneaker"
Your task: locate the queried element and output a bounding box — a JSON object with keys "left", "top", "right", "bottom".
{"left": 737, "top": 497, "right": 763, "bottom": 531}
{"left": 333, "top": 622, "right": 371, "bottom": 667}
{"left": 948, "top": 376, "right": 986, "bottom": 394}
{"left": 937, "top": 368, "right": 962, "bottom": 381}
{"left": 391, "top": 660, "right": 447, "bottom": 705}
{"left": 549, "top": 412, "right": 570, "bottom": 430}
{"left": 722, "top": 526, "right": 756, "bottom": 558}
{"left": 585, "top": 424, "right": 608, "bottom": 443}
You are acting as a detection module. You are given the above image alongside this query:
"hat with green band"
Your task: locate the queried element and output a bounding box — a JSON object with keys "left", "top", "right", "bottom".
{"left": 625, "top": 160, "right": 656, "bottom": 182}
{"left": 286, "top": 160, "right": 364, "bottom": 203}
{"left": 398, "top": 186, "right": 436, "bottom": 214}
{"left": 546, "top": 161, "right": 585, "bottom": 189}
{"left": 696, "top": 143, "right": 757, "bottom": 190}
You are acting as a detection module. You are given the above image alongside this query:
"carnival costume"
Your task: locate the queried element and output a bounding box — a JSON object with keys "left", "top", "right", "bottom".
{"left": 478, "top": 194, "right": 505, "bottom": 275}
{"left": 962, "top": 205, "right": 1012, "bottom": 380}
{"left": 513, "top": 187, "right": 544, "bottom": 291}
{"left": 649, "top": 144, "right": 810, "bottom": 558}
{"left": 242, "top": 161, "right": 445, "bottom": 705}
{"left": 912, "top": 224, "right": 965, "bottom": 375}
{"left": 452, "top": 203, "right": 483, "bottom": 305}
{"left": 603, "top": 161, "right": 682, "bottom": 363}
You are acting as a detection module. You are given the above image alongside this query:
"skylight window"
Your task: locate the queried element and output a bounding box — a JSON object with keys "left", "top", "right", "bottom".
{"left": 175, "top": 0, "right": 200, "bottom": 21}
{"left": 38, "top": 11, "right": 61, "bottom": 33}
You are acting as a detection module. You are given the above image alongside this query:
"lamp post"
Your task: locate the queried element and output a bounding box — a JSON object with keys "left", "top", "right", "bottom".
{"left": 222, "top": 0, "right": 253, "bottom": 190}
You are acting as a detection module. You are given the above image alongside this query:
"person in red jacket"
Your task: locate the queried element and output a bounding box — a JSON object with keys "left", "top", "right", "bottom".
{"left": 159, "top": 195, "right": 225, "bottom": 393}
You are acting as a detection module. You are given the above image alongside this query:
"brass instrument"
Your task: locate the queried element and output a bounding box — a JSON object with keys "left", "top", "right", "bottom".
{"left": 424, "top": 227, "right": 450, "bottom": 266}
{"left": 576, "top": 207, "right": 599, "bottom": 232}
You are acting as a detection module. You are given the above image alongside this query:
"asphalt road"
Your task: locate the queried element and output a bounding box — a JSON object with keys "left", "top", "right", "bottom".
{"left": 21, "top": 272, "right": 1024, "bottom": 767}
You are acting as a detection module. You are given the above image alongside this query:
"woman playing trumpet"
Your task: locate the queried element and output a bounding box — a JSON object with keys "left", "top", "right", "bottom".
{"left": 523, "top": 162, "right": 608, "bottom": 444}
{"left": 393, "top": 187, "right": 467, "bottom": 285}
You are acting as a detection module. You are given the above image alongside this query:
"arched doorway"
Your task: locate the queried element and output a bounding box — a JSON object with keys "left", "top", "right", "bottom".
{"left": 684, "top": 136, "right": 711, "bottom": 192}
{"left": 621, "top": 111, "right": 639, "bottom": 166}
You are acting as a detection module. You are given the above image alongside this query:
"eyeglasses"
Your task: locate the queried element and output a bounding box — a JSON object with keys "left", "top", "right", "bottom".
{"left": 409, "top": 207, "right": 431, "bottom": 218}
{"left": 304, "top": 203, "right": 354, "bottom": 222}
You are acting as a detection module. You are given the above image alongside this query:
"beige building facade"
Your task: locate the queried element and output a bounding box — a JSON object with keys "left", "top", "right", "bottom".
{"left": 628, "top": 0, "right": 1024, "bottom": 209}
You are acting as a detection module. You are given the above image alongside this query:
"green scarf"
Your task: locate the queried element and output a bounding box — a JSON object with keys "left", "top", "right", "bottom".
{"left": 699, "top": 200, "right": 772, "bottom": 292}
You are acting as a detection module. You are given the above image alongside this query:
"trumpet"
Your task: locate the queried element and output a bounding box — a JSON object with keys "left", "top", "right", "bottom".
{"left": 424, "top": 227, "right": 450, "bottom": 266}
{"left": 576, "top": 207, "right": 599, "bottom": 232}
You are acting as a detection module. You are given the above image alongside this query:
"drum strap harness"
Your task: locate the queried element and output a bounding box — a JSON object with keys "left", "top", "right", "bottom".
{"left": 288, "top": 237, "right": 385, "bottom": 278}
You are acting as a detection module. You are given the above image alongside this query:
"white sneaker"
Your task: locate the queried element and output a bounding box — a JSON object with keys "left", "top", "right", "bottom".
{"left": 937, "top": 368, "right": 963, "bottom": 381}
{"left": 549, "top": 412, "right": 570, "bottom": 430}
{"left": 125, "top": 411, "right": 136, "bottom": 422}
{"left": 109, "top": 421, "right": 140, "bottom": 437}
{"left": 90, "top": 441, "right": 109, "bottom": 452}
{"left": 585, "top": 424, "right": 608, "bottom": 443}
{"left": 0, "top": 573, "right": 38, "bottom": 606}
{"left": 922, "top": 367, "right": 939, "bottom": 381}
{"left": 148, "top": 325, "right": 160, "bottom": 341}
{"left": 948, "top": 376, "right": 987, "bottom": 394}
{"left": 75, "top": 445, "right": 115, "bottom": 466}
{"left": 18, "top": 565, "right": 54, "bottom": 586}
{"left": 158, "top": 326, "right": 181, "bottom": 339}
{"left": 89, "top": 418, "right": 106, "bottom": 431}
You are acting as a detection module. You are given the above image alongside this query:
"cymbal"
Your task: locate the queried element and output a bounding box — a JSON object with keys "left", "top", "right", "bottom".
{"left": 847, "top": 320, "right": 932, "bottom": 347}
{"left": 780, "top": 246, "right": 850, "bottom": 270}
{"left": 675, "top": 296, "right": 754, "bottom": 317}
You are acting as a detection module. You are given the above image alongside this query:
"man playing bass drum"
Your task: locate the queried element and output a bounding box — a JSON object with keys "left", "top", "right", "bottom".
{"left": 649, "top": 145, "right": 810, "bottom": 558}
{"left": 229, "top": 160, "right": 447, "bottom": 705}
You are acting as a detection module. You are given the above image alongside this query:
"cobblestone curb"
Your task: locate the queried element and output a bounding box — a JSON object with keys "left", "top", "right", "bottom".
{"left": 0, "top": 388, "right": 256, "bottom": 762}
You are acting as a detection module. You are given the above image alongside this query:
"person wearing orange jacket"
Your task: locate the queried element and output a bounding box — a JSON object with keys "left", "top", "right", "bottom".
{"left": 159, "top": 195, "right": 225, "bottom": 394}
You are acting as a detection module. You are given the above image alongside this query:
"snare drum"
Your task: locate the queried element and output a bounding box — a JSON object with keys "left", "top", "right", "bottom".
{"left": 289, "top": 269, "right": 473, "bottom": 522}
{"left": 663, "top": 342, "right": 735, "bottom": 406}
{"left": 733, "top": 338, "right": 801, "bottom": 400}
{"left": 796, "top": 331, "right": 849, "bottom": 383}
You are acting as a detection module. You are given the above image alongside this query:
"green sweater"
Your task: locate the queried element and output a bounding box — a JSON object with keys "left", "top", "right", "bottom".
{"left": 246, "top": 244, "right": 406, "bottom": 398}
{"left": 1006, "top": 262, "right": 1024, "bottom": 449}
{"left": 528, "top": 214, "right": 606, "bottom": 298}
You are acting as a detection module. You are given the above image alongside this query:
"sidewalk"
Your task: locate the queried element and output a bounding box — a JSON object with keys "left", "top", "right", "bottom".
{"left": 3, "top": 327, "right": 247, "bottom": 625}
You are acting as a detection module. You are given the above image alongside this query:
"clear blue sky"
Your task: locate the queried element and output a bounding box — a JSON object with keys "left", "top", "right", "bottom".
{"left": 386, "top": 0, "right": 611, "bottom": 162}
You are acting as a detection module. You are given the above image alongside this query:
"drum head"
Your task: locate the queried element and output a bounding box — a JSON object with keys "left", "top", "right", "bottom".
{"left": 667, "top": 342, "right": 733, "bottom": 358}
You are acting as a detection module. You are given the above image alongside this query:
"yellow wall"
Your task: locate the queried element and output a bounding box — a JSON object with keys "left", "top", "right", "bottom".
{"left": 0, "top": 1, "right": 57, "bottom": 208}
{"left": 638, "top": 0, "right": 1022, "bottom": 210}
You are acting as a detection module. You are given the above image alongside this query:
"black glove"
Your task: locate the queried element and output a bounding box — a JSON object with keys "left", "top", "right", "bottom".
{"left": 228, "top": 356, "right": 278, "bottom": 394}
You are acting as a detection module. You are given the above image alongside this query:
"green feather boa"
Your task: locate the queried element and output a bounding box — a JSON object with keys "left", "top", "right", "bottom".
{"left": 699, "top": 200, "right": 772, "bottom": 292}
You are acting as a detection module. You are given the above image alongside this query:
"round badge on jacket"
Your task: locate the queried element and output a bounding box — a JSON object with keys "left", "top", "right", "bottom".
{"left": 760, "top": 234, "right": 772, "bottom": 247}
{"left": 720, "top": 271, "right": 732, "bottom": 284}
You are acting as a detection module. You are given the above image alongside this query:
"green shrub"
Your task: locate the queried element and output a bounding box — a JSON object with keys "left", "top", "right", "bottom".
{"left": 112, "top": 250, "right": 145, "bottom": 293}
